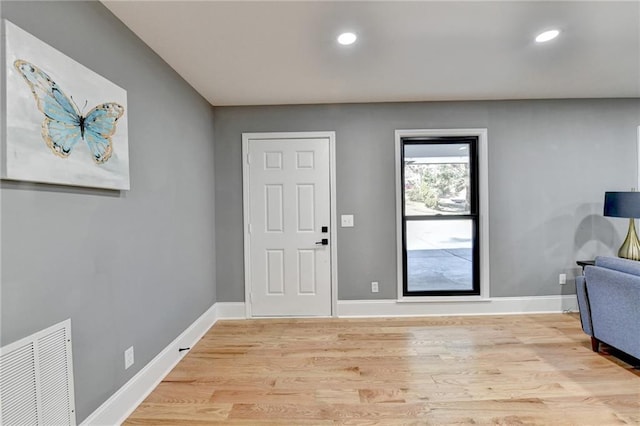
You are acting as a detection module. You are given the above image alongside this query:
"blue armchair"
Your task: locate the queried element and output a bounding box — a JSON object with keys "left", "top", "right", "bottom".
{"left": 575, "top": 256, "right": 640, "bottom": 359}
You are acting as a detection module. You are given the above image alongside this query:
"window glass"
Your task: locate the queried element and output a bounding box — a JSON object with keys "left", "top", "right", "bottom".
{"left": 404, "top": 143, "right": 470, "bottom": 216}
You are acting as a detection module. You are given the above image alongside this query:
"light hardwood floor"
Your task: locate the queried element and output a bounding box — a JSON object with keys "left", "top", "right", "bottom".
{"left": 125, "top": 314, "right": 639, "bottom": 425}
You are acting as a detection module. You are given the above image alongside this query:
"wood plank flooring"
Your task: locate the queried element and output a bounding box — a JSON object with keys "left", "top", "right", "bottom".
{"left": 125, "top": 314, "right": 640, "bottom": 425}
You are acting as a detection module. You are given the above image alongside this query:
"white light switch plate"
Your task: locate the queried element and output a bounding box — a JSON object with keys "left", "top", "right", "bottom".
{"left": 341, "top": 215, "right": 354, "bottom": 227}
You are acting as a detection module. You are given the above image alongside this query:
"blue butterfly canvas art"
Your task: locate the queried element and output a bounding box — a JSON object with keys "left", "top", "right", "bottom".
{"left": 14, "top": 60, "right": 125, "bottom": 164}
{"left": 4, "top": 20, "right": 130, "bottom": 190}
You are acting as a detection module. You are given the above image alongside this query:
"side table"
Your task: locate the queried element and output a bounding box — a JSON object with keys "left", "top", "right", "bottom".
{"left": 576, "top": 260, "right": 595, "bottom": 274}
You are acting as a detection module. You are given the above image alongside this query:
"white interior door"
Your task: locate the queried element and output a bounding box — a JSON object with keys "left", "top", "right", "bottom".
{"left": 244, "top": 133, "right": 333, "bottom": 316}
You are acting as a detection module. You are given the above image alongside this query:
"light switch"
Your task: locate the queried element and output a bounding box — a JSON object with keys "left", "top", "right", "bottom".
{"left": 341, "top": 214, "right": 354, "bottom": 227}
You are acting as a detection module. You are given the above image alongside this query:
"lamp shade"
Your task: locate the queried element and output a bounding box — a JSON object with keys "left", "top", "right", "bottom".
{"left": 604, "top": 191, "right": 640, "bottom": 218}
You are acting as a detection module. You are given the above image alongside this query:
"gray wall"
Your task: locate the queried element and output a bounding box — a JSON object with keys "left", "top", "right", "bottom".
{"left": 1, "top": 2, "right": 216, "bottom": 422}
{"left": 214, "top": 99, "right": 640, "bottom": 301}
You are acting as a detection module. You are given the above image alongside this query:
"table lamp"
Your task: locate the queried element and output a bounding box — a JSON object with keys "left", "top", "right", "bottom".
{"left": 604, "top": 191, "right": 640, "bottom": 261}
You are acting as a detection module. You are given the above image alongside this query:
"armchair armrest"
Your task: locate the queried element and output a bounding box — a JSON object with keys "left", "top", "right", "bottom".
{"left": 575, "top": 275, "right": 592, "bottom": 335}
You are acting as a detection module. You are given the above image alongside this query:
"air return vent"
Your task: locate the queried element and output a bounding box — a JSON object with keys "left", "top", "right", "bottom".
{"left": 0, "top": 319, "right": 76, "bottom": 425}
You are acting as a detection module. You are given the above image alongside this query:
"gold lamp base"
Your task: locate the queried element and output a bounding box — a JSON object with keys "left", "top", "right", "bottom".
{"left": 618, "top": 218, "right": 640, "bottom": 261}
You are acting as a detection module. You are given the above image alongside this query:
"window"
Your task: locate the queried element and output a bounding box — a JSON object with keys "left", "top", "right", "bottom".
{"left": 395, "top": 129, "right": 488, "bottom": 299}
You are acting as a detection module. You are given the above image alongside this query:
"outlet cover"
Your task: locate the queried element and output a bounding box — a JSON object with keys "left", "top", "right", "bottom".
{"left": 125, "top": 346, "right": 134, "bottom": 369}
{"left": 371, "top": 281, "right": 379, "bottom": 293}
{"left": 559, "top": 274, "right": 567, "bottom": 285}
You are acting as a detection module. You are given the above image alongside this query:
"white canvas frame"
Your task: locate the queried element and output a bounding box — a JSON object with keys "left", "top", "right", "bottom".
{"left": 3, "top": 20, "right": 129, "bottom": 190}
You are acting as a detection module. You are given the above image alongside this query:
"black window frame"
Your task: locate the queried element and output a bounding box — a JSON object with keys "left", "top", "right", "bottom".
{"left": 401, "top": 136, "right": 480, "bottom": 297}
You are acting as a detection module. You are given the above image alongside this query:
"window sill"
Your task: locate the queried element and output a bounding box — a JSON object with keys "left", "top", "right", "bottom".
{"left": 397, "top": 295, "right": 490, "bottom": 303}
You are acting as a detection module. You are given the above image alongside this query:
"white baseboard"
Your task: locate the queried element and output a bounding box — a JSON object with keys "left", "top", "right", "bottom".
{"left": 81, "top": 303, "right": 220, "bottom": 426}
{"left": 208, "top": 296, "right": 578, "bottom": 319}
{"left": 337, "top": 295, "right": 578, "bottom": 317}
{"left": 214, "top": 301, "right": 247, "bottom": 319}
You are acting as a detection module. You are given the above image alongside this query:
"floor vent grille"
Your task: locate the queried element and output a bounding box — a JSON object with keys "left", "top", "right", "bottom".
{"left": 1, "top": 319, "right": 76, "bottom": 425}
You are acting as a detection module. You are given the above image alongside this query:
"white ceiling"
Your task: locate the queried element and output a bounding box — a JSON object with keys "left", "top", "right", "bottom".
{"left": 102, "top": 1, "right": 640, "bottom": 106}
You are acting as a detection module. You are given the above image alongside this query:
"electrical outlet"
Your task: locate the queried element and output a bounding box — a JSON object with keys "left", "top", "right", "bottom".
{"left": 124, "top": 346, "right": 134, "bottom": 369}
{"left": 559, "top": 273, "right": 567, "bottom": 285}
{"left": 371, "top": 281, "right": 379, "bottom": 293}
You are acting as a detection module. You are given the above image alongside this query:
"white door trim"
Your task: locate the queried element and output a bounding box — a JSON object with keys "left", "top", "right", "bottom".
{"left": 394, "top": 128, "right": 490, "bottom": 301}
{"left": 242, "top": 131, "right": 338, "bottom": 318}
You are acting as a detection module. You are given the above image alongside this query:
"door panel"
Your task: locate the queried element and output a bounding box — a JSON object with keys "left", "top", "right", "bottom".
{"left": 247, "top": 137, "right": 331, "bottom": 316}
{"left": 296, "top": 184, "right": 315, "bottom": 231}
{"left": 265, "top": 185, "right": 284, "bottom": 232}
{"left": 266, "top": 250, "right": 285, "bottom": 294}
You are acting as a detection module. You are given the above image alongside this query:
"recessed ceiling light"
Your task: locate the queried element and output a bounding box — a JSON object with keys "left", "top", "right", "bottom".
{"left": 535, "top": 29, "right": 560, "bottom": 43}
{"left": 337, "top": 32, "right": 357, "bottom": 46}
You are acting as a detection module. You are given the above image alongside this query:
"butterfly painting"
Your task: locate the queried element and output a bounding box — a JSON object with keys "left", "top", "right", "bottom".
{"left": 4, "top": 20, "right": 130, "bottom": 190}
{"left": 14, "top": 60, "right": 124, "bottom": 164}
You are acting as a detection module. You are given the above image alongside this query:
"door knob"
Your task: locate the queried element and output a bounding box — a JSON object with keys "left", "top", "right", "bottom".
{"left": 315, "top": 239, "right": 329, "bottom": 245}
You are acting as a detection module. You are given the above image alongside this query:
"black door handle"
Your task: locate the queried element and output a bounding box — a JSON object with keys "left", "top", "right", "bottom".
{"left": 315, "top": 239, "right": 329, "bottom": 246}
